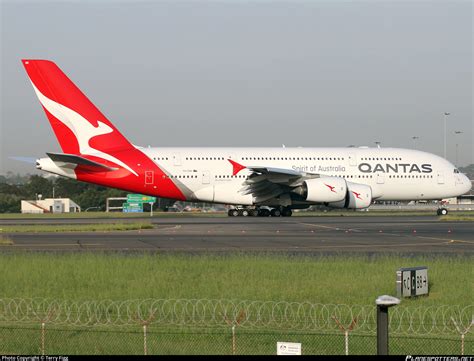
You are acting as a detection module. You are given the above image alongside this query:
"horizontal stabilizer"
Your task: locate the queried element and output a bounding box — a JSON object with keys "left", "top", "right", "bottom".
{"left": 46, "top": 152, "right": 118, "bottom": 171}
{"left": 9, "top": 156, "right": 37, "bottom": 164}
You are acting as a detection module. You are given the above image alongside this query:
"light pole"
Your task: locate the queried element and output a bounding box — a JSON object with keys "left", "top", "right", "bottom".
{"left": 376, "top": 295, "right": 400, "bottom": 355}
{"left": 411, "top": 136, "right": 419, "bottom": 149}
{"left": 454, "top": 131, "right": 463, "bottom": 166}
{"left": 443, "top": 112, "right": 450, "bottom": 159}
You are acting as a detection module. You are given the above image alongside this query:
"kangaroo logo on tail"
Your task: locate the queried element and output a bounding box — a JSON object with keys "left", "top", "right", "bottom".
{"left": 31, "top": 83, "right": 138, "bottom": 176}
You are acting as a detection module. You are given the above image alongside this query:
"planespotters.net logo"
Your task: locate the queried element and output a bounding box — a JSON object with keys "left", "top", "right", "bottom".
{"left": 406, "top": 357, "right": 473, "bottom": 361}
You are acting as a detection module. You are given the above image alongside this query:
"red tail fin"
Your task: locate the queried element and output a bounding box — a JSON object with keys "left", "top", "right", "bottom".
{"left": 22, "top": 59, "right": 187, "bottom": 200}
{"left": 22, "top": 59, "right": 133, "bottom": 155}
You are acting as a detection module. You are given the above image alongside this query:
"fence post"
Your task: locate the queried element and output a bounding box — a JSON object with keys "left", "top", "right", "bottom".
{"left": 41, "top": 322, "right": 45, "bottom": 356}
{"left": 224, "top": 310, "right": 245, "bottom": 355}
{"left": 232, "top": 325, "right": 236, "bottom": 355}
{"left": 143, "top": 324, "right": 148, "bottom": 356}
{"left": 332, "top": 316, "right": 357, "bottom": 355}
{"left": 39, "top": 307, "right": 56, "bottom": 356}
{"left": 451, "top": 317, "right": 474, "bottom": 356}
{"left": 134, "top": 309, "right": 157, "bottom": 356}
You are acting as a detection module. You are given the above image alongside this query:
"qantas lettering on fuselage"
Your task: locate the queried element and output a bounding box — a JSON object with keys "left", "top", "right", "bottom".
{"left": 358, "top": 163, "right": 433, "bottom": 173}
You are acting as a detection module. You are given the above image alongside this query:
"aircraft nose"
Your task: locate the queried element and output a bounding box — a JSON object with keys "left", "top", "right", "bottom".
{"left": 461, "top": 174, "right": 472, "bottom": 194}
{"left": 462, "top": 174, "right": 472, "bottom": 194}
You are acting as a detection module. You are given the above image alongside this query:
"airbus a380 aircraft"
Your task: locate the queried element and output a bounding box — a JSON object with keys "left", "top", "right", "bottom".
{"left": 22, "top": 60, "right": 471, "bottom": 216}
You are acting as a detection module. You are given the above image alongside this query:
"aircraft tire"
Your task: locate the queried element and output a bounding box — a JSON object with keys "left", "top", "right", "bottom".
{"left": 271, "top": 208, "right": 281, "bottom": 217}
{"left": 229, "top": 209, "right": 239, "bottom": 217}
{"left": 439, "top": 208, "right": 448, "bottom": 216}
{"left": 282, "top": 208, "right": 293, "bottom": 217}
{"left": 240, "top": 209, "right": 249, "bottom": 217}
{"left": 258, "top": 209, "right": 271, "bottom": 217}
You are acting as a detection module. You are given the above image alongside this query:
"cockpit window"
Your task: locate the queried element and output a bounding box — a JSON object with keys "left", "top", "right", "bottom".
{"left": 454, "top": 169, "right": 460, "bottom": 174}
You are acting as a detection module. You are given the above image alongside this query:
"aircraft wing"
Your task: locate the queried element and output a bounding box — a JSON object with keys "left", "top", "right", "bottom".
{"left": 237, "top": 162, "right": 320, "bottom": 203}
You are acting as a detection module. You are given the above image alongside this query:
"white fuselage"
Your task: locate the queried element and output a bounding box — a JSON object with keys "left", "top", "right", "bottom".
{"left": 140, "top": 146, "right": 471, "bottom": 206}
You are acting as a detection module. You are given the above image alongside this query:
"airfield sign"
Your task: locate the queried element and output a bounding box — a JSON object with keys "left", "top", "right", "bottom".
{"left": 122, "top": 202, "right": 143, "bottom": 213}
{"left": 127, "top": 194, "right": 156, "bottom": 204}
{"left": 396, "top": 266, "right": 429, "bottom": 298}
{"left": 277, "top": 342, "right": 302, "bottom": 355}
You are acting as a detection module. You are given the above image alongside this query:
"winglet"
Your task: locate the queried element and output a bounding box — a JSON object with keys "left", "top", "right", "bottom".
{"left": 228, "top": 159, "right": 246, "bottom": 176}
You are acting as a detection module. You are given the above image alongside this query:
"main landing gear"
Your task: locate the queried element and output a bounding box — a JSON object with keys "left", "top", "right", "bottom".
{"left": 228, "top": 207, "right": 293, "bottom": 217}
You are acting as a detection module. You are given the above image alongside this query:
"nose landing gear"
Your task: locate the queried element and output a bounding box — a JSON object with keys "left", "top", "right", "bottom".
{"left": 437, "top": 208, "right": 448, "bottom": 216}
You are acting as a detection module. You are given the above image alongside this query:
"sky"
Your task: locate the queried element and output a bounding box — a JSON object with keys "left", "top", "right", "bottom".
{"left": 1, "top": 0, "right": 472, "bottom": 175}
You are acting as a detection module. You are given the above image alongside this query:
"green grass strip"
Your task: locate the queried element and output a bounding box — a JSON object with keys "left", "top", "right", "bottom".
{"left": 439, "top": 215, "right": 474, "bottom": 222}
{"left": 0, "top": 222, "right": 153, "bottom": 233}
{"left": 0, "top": 253, "right": 471, "bottom": 307}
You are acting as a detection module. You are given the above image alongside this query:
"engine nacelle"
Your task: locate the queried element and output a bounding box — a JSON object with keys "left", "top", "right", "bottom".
{"left": 293, "top": 177, "right": 347, "bottom": 203}
{"left": 327, "top": 182, "right": 372, "bottom": 209}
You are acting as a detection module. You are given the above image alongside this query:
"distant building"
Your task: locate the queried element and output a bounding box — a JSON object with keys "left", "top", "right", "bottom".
{"left": 21, "top": 198, "right": 81, "bottom": 214}
{"left": 456, "top": 195, "right": 474, "bottom": 205}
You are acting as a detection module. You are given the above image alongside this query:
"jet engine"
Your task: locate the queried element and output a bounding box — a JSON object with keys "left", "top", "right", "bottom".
{"left": 327, "top": 182, "right": 372, "bottom": 209}
{"left": 293, "top": 177, "right": 347, "bottom": 203}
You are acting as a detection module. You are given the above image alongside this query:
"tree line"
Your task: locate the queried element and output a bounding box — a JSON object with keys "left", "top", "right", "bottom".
{"left": 0, "top": 173, "right": 174, "bottom": 213}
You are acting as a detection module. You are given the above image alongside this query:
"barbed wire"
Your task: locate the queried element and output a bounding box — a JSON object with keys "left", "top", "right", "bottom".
{"left": 0, "top": 298, "right": 472, "bottom": 336}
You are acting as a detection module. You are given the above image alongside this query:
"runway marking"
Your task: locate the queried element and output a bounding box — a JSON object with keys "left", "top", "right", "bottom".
{"left": 445, "top": 239, "right": 474, "bottom": 245}
{"left": 155, "top": 225, "right": 182, "bottom": 231}
{"left": 13, "top": 243, "right": 103, "bottom": 247}
{"left": 298, "top": 222, "right": 364, "bottom": 232}
{"left": 294, "top": 242, "right": 452, "bottom": 250}
{"left": 414, "top": 236, "right": 472, "bottom": 244}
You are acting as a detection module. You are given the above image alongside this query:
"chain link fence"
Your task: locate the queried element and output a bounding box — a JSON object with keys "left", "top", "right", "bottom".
{"left": 0, "top": 299, "right": 472, "bottom": 355}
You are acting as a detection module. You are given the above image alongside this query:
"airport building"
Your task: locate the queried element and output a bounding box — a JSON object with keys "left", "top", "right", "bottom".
{"left": 21, "top": 198, "right": 81, "bottom": 214}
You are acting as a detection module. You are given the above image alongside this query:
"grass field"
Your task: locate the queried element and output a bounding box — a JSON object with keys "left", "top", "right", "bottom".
{"left": 0, "top": 222, "right": 153, "bottom": 233}
{"left": 0, "top": 253, "right": 471, "bottom": 306}
{"left": 439, "top": 214, "right": 474, "bottom": 221}
{"left": 1, "top": 253, "right": 472, "bottom": 355}
{"left": 0, "top": 235, "right": 13, "bottom": 245}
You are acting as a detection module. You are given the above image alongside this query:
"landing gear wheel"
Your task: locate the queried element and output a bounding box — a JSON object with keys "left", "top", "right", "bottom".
{"left": 249, "top": 209, "right": 258, "bottom": 217}
{"left": 281, "top": 208, "right": 293, "bottom": 217}
{"left": 228, "top": 209, "right": 239, "bottom": 217}
{"left": 437, "top": 208, "right": 448, "bottom": 216}
{"left": 241, "top": 209, "right": 249, "bottom": 217}
{"left": 258, "top": 209, "right": 271, "bottom": 217}
{"left": 270, "top": 208, "right": 281, "bottom": 217}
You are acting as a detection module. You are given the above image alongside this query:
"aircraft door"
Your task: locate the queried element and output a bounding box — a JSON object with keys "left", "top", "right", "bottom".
{"left": 437, "top": 172, "right": 445, "bottom": 184}
{"left": 202, "top": 170, "right": 210, "bottom": 184}
{"left": 376, "top": 173, "right": 385, "bottom": 184}
{"left": 348, "top": 154, "right": 357, "bottom": 166}
{"left": 173, "top": 153, "right": 181, "bottom": 166}
{"left": 145, "top": 171, "right": 154, "bottom": 185}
